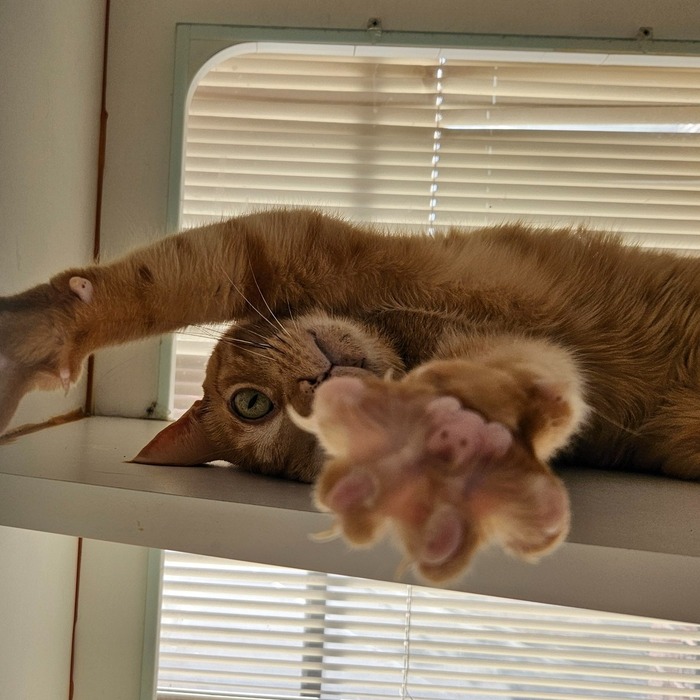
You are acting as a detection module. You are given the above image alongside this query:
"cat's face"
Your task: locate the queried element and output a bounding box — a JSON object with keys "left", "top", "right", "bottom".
{"left": 196, "top": 312, "right": 404, "bottom": 482}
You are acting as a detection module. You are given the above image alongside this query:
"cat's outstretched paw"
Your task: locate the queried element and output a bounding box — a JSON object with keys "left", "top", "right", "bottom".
{"left": 0, "top": 274, "right": 93, "bottom": 434}
{"left": 299, "top": 373, "right": 570, "bottom": 583}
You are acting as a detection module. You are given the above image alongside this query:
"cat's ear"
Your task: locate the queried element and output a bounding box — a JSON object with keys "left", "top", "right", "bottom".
{"left": 131, "top": 400, "right": 224, "bottom": 466}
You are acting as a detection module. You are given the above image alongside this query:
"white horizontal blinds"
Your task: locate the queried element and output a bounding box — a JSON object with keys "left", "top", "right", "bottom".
{"left": 172, "top": 325, "right": 229, "bottom": 417}
{"left": 434, "top": 61, "right": 700, "bottom": 249}
{"left": 157, "top": 551, "right": 700, "bottom": 699}
{"left": 172, "top": 334, "right": 209, "bottom": 416}
{"left": 174, "top": 52, "right": 443, "bottom": 417}
{"left": 181, "top": 47, "right": 700, "bottom": 250}
{"left": 183, "top": 53, "right": 437, "bottom": 231}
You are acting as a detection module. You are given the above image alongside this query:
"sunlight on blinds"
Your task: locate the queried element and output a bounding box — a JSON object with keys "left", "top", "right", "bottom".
{"left": 157, "top": 552, "right": 700, "bottom": 700}
{"left": 181, "top": 45, "right": 700, "bottom": 250}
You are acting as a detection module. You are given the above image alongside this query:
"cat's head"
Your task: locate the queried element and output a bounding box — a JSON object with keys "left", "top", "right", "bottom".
{"left": 133, "top": 312, "right": 404, "bottom": 482}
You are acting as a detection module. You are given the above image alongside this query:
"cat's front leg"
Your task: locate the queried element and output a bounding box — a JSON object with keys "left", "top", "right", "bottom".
{"left": 298, "top": 342, "right": 588, "bottom": 583}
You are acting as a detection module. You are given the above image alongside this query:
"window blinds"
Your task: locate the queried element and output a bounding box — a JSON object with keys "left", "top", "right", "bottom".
{"left": 157, "top": 551, "right": 700, "bottom": 699}
{"left": 181, "top": 48, "right": 700, "bottom": 249}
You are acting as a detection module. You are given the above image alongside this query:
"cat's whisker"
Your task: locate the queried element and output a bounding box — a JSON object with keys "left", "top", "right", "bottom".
{"left": 588, "top": 407, "right": 642, "bottom": 437}
{"left": 224, "top": 338, "right": 273, "bottom": 350}
{"left": 246, "top": 257, "right": 291, "bottom": 337}
{"left": 180, "top": 329, "right": 273, "bottom": 353}
{"left": 242, "top": 326, "right": 277, "bottom": 344}
{"left": 193, "top": 333, "right": 272, "bottom": 360}
{"left": 264, "top": 342, "right": 285, "bottom": 357}
{"left": 232, "top": 281, "right": 288, "bottom": 338}
{"left": 286, "top": 292, "right": 301, "bottom": 333}
{"left": 215, "top": 261, "right": 284, "bottom": 338}
{"left": 271, "top": 333, "right": 294, "bottom": 350}
{"left": 236, "top": 346, "right": 272, "bottom": 362}
{"left": 309, "top": 525, "right": 342, "bottom": 542}
{"left": 181, "top": 327, "right": 227, "bottom": 342}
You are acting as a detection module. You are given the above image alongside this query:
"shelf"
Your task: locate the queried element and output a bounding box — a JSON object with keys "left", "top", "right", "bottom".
{"left": 1, "top": 416, "right": 698, "bottom": 623}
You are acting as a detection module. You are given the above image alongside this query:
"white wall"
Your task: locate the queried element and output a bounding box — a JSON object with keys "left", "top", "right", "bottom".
{"left": 0, "top": 527, "right": 78, "bottom": 700}
{"left": 0, "top": 2, "right": 105, "bottom": 698}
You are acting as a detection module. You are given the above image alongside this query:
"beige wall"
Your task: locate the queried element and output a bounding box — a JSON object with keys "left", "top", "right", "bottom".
{"left": 0, "top": 526, "right": 78, "bottom": 700}
{"left": 0, "top": 2, "right": 105, "bottom": 699}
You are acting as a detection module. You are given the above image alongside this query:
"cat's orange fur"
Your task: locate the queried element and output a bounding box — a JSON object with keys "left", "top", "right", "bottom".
{"left": 1, "top": 209, "right": 699, "bottom": 581}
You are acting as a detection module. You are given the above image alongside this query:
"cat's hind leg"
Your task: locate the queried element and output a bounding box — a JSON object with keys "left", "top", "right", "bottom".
{"left": 297, "top": 346, "right": 586, "bottom": 583}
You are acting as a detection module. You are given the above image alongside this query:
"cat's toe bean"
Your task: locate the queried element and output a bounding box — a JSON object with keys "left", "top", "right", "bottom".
{"left": 323, "top": 468, "right": 378, "bottom": 514}
{"left": 425, "top": 395, "right": 462, "bottom": 421}
{"left": 315, "top": 376, "right": 367, "bottom": 410}
{"left": 483, "top": 422, "right": 513, "bottom": 459}
{"left": 425, "top": 404, "right": 511, "bottom": 466}
{"left": 59, "top": 367, "right": 71, "bottom": 393}
{"left": 494, "top": 472, "right": 570, "bottom": 559}
{"left": 418, "top": 504, "right": 463, "bottom": 566}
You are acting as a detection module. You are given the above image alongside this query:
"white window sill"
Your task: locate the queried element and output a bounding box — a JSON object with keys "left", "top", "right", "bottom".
{"left": 1, "top": 416, "right": 698, "bottom": 623}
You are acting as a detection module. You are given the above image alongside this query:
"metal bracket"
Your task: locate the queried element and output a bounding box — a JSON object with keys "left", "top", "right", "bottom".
{"left": 367, "top": 17, "right": 383, "bottom": 41}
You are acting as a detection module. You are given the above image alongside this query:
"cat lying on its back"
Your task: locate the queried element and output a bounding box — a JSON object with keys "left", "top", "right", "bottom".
{"left": 1, "top": 209, "right": 699, "bottom": 581}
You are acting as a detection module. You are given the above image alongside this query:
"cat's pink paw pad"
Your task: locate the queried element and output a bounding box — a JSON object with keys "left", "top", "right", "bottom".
{"left": 310, "top": 380, "right": 562, "bottom": 583}
{"left": 418, "top": 504, "right": 463, "bottom": 566}
{"left": 425, "top": 399, "right": 512, "bottom": 464}
{"left": 482, "top": 422, "right": 513, "bottom": 459}
{"left": 324, "top": 469, "right": 378, "bottom": 514}
{"left": 424, "top": 395, "right": 462, "bottom": 421}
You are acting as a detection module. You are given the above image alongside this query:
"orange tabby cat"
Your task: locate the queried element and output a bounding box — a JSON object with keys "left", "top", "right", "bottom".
{"left": 1, "top": 209, "right": 699, "bottom": 581}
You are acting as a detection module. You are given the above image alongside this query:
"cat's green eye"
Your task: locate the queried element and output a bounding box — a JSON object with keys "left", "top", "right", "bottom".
{"left": 230, "top": 388, "right": 274, "bottom": 420}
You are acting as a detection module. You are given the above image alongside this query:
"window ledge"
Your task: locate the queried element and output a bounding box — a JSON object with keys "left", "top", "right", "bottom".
{"left": 1, "top": 416, "right": 698, "bottom": 623}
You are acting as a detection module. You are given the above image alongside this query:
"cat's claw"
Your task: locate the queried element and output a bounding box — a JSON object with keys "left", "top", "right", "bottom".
{"left": 59, "top": 368, "right": 72, "bottom": 394}
{"left": 307, "top": 373, "right": 570, "bottom": 583}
